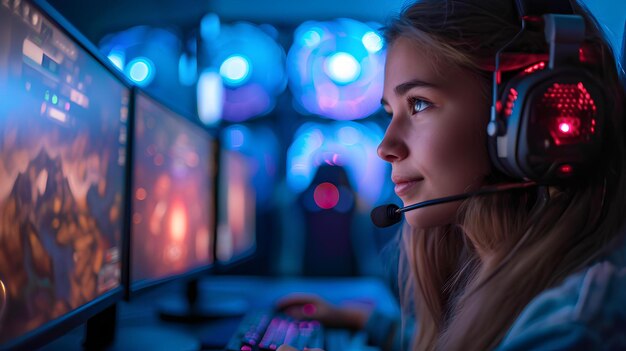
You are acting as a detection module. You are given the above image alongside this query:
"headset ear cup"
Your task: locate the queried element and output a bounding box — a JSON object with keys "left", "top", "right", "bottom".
{"left": 523, "top": 71, "right": 604, "bottom": 181}
{"left": 488, "top": 68, "right": 536, "bottom": 180}
{"left": 490, "top": 66, "right": 605, "bottom": 182}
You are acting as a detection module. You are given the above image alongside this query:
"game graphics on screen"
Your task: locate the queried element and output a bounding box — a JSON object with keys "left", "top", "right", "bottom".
{"left": 0, "top": 3, "right": 127, "bottom": 342}
{"left": 131, "top": 94, "right": 214, "bottom": 285}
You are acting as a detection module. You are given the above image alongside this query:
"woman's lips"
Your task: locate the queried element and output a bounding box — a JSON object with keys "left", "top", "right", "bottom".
{"left": 393, "top": 178, "right": 423, "bottom": 197}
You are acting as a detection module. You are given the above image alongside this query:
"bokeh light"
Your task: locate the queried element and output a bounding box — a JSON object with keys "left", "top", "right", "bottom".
{"left": 325, "top": 52, "right": 361, "bottom": 85}
{"left": 127, "top": 57, "right": 155, "bottom": 86}
{"left": 287, "top": 19, "right": 386, "bottom": 120}
{"left": 313, "top": 182, "right": 340, "bottom": 209}
{"left": 199, "top": 20, "right": 287, "bottom": 122}
{"left": 220, "top": 55, "right": 251, "bottom": 86}
{"left": 287, "top": 121, "right": 391, "bottom": 207}
{"left": 197, "top": 69, "right": 224, "bottom": 126}
{"left": 362, "top": 31, "right": 383, "bottom": 53}
{"left": 107, "top": 49, "right": 125, "bottom": 70}
{"left": 99, "top": 26, "right": 196, "bottom": 114}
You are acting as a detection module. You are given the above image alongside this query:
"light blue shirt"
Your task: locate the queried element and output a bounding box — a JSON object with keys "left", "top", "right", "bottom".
{"left": 366, "top": 236, "right": 626, "bottom": 350}
{"left": 497, "top": 240, "right": 626, "bottom": 350}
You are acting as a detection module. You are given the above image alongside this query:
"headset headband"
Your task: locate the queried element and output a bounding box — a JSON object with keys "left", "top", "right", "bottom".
{"left": 515, "top": 0, "right": 574, "bottom": 18}
{"left": 488, "top": 0, "right": 584, "bottom": 138}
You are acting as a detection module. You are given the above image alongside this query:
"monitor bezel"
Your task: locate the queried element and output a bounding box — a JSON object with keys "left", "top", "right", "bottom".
{"left": 124, "top": 87, "right": 219, "bottom": 300}
{"left": 1, "top": 0, "right": 133, "bottom": 349}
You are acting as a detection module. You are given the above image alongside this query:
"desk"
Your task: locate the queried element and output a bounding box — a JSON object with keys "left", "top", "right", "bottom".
{"left": 40, "top": 276, "right": 400, "bottom": 351}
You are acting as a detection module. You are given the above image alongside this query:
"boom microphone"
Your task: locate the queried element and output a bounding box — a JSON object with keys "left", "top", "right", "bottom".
{"left": 370, "top": 181, "right": 537, "bottom": 228}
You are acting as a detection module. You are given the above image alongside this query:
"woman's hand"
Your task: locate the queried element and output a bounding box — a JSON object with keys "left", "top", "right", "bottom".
{"left": 276, "top": 293, "right": 371, "bottom": 330}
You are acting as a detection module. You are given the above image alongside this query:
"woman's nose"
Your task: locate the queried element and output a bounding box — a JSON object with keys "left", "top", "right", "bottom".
{"left": 377, "top": 121, "right": 408, "bottom": 163}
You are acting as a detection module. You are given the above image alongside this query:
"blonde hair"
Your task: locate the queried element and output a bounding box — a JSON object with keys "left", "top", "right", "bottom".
{"left": 386, "top": 1, "right": 626, "bottom": 350}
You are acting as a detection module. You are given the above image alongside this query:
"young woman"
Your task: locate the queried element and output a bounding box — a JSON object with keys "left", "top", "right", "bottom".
{"left": 279, "top": 0, "right": 626, "bottom": 350}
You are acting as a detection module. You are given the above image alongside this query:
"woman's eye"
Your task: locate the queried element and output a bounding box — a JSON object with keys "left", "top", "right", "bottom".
{"left": 410, "top": 98, "right": 432, "bottom": 114}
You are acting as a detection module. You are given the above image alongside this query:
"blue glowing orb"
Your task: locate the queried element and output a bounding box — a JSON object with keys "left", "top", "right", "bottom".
{"left": 126, "top": 57, "right": 155, "bottom": 86}
{"left": 201, "top": 22, "right": 287, "bottom": 122}
{"left": 287, "top": 19, "right": 386, "bottom": 120}
{"left": 362, "top": 31, "right": 383, "bottom": 53}
{"left": 325, "top": 52, "right": 361, "bottom": 84}
{"left": 220, "top": 55, "right": 251, "bottom": 86}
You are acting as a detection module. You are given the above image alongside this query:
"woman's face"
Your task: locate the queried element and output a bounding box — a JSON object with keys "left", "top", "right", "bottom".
{"left": 378, "top": 37, "right": 491, "bottom": 229}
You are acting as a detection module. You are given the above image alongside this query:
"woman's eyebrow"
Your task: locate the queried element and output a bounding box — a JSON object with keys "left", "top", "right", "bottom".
{"left": 394, "top": 79, "right": 440, "bottom": 96}
{"left": 381, "top": 79, "right": 440, "bottom": 106}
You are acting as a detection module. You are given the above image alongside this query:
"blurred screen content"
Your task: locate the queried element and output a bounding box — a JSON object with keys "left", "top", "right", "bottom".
{"left": 131, "top": 93, "right": 215, "bottom": 286}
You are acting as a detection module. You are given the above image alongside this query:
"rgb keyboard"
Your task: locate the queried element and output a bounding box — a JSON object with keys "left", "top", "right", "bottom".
{"left": 225, "top": 310, "right": 324, "bottom": 351}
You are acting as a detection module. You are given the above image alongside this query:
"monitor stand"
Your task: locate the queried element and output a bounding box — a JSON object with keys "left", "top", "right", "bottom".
{"left": 157, "top": 278, "right": 249, "bottom": 323}
{"left": 83, "top": 304, "right": 117, "bottom": 350}
{"left": 83, "top": 304, "right": 200, "bottom": 351}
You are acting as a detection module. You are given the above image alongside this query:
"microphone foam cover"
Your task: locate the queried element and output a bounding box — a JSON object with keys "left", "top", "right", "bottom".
{"left": 370, "top": 204, "right": 401, "bottom": 228}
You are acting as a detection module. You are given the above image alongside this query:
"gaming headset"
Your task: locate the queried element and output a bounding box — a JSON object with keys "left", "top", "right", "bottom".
{"left": 371, "top": 0, "right": 610, "bottom": 227}
{"left": 486, "top": 0, "right": 605, "bottom": 183}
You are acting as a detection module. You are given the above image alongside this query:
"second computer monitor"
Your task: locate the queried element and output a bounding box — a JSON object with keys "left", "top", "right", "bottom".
{"left": 216, "top": 149, "right": 256, "bottom": 265}
{"left": 129, "top": 91, "right": 216, "bottom": 293}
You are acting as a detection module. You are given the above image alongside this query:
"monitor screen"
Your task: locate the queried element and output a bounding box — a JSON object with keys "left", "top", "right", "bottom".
{"left": 216, "top": 149, "right": 256, "bottom": 263}
{"left": 0, "top": 0, "right": 128, "bottom": 346}
{"left": 130, "top": 92, "right": 215, "bottom": 291}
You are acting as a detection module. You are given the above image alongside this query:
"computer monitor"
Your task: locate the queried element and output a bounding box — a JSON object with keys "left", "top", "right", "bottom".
{"left": 127, "top": 90, "right": 217, "bottom": 296}
{"left": 0, "top": 0, "right": 130, "bottom": 349}
{"left": 216, "top": 149, "right": 257, "bottom": 265}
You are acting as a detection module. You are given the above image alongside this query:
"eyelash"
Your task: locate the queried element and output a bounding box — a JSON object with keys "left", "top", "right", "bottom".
{"left": 383, "top": 97, "right": 433, "bottom": 119}
{"left": 407, "top": 97, "right": 432, "bottom": 115}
